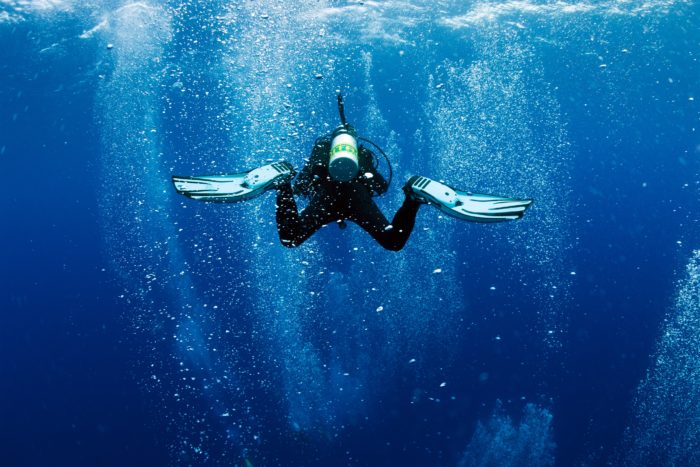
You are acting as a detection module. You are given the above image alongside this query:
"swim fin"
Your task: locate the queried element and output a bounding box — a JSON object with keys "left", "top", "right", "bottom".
{"left": 172, "top": 161, "right": 295, "bottom": 203}
{"left": 404, "top": 175, "right": 533, "bottom": 223}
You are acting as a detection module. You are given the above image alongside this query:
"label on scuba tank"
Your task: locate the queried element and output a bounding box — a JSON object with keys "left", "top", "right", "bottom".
{"left": 329, "top": 132, "right": 359, "bottom": 182}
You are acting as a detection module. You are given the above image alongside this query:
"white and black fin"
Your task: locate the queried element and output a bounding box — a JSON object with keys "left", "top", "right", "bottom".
{"left": 405, "top": 175, "right": 533, "bottom": 223}
{"left": 172, "top": 161, "right": 295, "bottom": 203}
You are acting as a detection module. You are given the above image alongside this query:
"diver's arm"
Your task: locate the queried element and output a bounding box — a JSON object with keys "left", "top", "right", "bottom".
{"left": 293, "top": 138, "right": 328, "bottom": 196}
{"left": 365, "top": 169, "right": 388, "bottom": 196}
{"left": 292, "top": 162, "right": 313, "bottom": 196}
{"left": 360, "top": 146, "right": 389, "bottom": 196}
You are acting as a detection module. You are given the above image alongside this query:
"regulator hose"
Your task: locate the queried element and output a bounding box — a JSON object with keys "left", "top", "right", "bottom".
{"left": 337, "top": 93, "right": 347, "bottom": 127}
{"left": 359, "top": 136, "right": 393, "bottom": 190}
{"left": 336, "top": 93, "right": 393, "bottom": 190}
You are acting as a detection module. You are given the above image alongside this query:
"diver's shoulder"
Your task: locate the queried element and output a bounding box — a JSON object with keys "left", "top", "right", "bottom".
{"left": 314, "top": 134, "right": 332, "bottom": 145}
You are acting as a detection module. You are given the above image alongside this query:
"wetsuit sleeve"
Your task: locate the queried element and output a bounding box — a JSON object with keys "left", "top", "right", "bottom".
{"left": 294, "top": 138, "right": 329, "bottom": 196}
{"left": 359, "top": 146, "right": 389, "bottom": 196}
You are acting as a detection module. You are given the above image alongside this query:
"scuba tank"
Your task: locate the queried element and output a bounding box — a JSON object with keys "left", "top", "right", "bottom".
{"left": 328, "top": 94, "right": 359, "bottom": 182}
{"left": 329, "top": 126, "right": 359, "bottom": 182}
{"left": 329, "top": 93, "right": 393, "bottom": 188}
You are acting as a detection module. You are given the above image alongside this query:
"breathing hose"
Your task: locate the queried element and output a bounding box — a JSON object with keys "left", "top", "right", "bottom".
{"left": 336, "top": 92, "right": 393, "bottom": 190}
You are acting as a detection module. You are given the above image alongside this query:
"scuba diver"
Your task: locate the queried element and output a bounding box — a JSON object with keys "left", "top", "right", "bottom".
{"left": 172, "top": 95, "right": 533, "bottom": 251}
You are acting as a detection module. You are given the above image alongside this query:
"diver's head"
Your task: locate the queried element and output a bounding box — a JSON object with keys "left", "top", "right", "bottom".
{"left": 329, "top": 124, "right": 359, "bottom": 182}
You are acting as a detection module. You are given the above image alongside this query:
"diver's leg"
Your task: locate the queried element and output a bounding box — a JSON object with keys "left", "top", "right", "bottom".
{"left": 347, "top": 191, "right": 421, "bottom": 251}
{"left": 388, "top": 197, "right": 422, "bottom": 248}
{"left": 275, "top": 183, "right": 333, "bottom": 247}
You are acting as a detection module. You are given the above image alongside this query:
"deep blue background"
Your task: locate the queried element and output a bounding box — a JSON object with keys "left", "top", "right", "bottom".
{"left": 0, "top": 19, "right": 167, "bottom": 466}
{"left": 1, "top": 2, "right": 699, "bottom": 466}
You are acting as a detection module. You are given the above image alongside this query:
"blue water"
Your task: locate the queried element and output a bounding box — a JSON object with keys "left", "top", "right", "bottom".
{"left": 1, "top": 1, "right": 699, "bottom": 466}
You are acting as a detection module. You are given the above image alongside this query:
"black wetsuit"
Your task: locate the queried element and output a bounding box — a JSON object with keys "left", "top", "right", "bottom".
{"left": 276, "top": 136, "right": 421, "bottom": 251}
